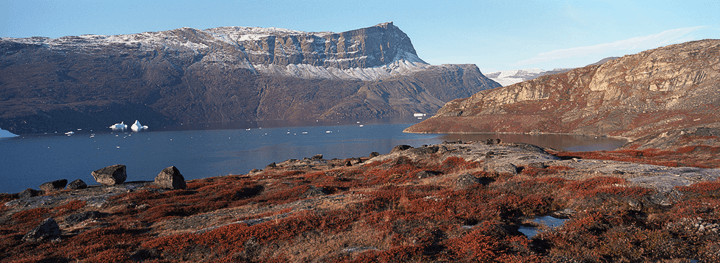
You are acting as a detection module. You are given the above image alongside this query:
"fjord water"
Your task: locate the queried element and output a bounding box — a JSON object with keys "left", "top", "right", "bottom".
{"left": 0, "top": 121, "right": 625, "bottom": 194}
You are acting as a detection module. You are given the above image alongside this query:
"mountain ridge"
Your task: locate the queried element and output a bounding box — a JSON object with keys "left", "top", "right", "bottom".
{"left": 0, "top": 22, "right": 501, "bottom": 134}
{"left": 406, "top": 39, "right": 720, "bottom": 150}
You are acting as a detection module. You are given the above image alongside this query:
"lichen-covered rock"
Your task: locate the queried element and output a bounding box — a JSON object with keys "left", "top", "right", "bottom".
{"left": 91, "top": 164, "right": 127, "bottom": 185}
{"left": 65, "top": 211, "right": 104, "bottom": 225}
{"left": 154, "top": 166, "right": 186, "bottom": 190}
{"left": 483, "top": 162, "right": 518, "bottom": 175}
{"left": 454, "top": 173, "right": 482, "bottom": 189}
{"left": 18, "top": 188, "right": 41, "bottom": 198}
{"left": 67, "top": 179, "right": 87, "bottom": 190}
{"left": 391, "top": 145, "right": 413, "bottom": 153}
{"left": 22, "top": 218, "right": 60, "bottom": 242}
{"left": 39, "top": 179, "right": 67, "bottom": 192}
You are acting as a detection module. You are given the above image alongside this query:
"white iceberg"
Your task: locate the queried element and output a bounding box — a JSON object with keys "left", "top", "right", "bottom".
{"left": 0, "top": 127, "right": 18, "bottom": 138}
{"left": 109, "top": 121, "right": 128, "bottom": 130}
{"left": 131, "top": 120, "right": 149, "bottom": 131}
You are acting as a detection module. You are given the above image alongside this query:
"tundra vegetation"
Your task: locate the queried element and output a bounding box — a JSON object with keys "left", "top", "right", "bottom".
{"left": 1, "top": 142, "right": 720, "bottom": 262}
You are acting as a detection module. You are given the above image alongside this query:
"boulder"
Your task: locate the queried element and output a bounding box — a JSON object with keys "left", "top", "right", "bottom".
{"left": 65, "top": 211, "right": 105, "bottom": 225}
{"left": 18, "top": 188, "right": 41, "bottom": 198}
{"left": 67, "top": 179, "right": 88, "bottom": 190}
{"left": 391, "top": 145, "right": 413, "bottom": 153}
{"left": 369, "top": 152, "right": 380, "bottom": 158}
{"left": 454, "top": 173, "right": 482, "bottom": 189}
{"left": 22, "top": 218, "right": 61, "bottom": 242}
{"left": 483, "top": 162, "right": 518, "bottom": 175}
{"left": 91, "top": 164, "right": 127, "bottom": 185}
{"left": 300, "top": 186, "right": 329, "bottom": 198}
{"left": 39, "top": 179, "right": 67, "bottom": 192}
{"left": 154, "top": 166, "right": 186, "bottom": 189}
{"left": 311, "top": 154, "right": 323, "bottom": 160}
{"left": 416, "top": 170, "right": 441, "bottom": 179}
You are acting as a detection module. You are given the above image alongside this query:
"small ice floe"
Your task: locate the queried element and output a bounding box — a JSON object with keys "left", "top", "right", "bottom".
{"left": 325, "top": 131, "right": 332, "bottom": 134}
{"left": 130, "top": 120, "right": 148, "bottom": 132}
{"left": 89, "top": 134, "right": 95, "bottom": 138}
{"left": 109, "top": 121, "right": 128, "bottom": 130}
{"left": 301, "top": 131, "right": 308, "bottom": 134}
{"left": 246, "top": 128, "right": 251, "bottom": 131}
{"left": 65, "top": 131, "right": 74, "bottom": 136}
{"left": 359, "top": 125, "right": 364, "bottom": 127}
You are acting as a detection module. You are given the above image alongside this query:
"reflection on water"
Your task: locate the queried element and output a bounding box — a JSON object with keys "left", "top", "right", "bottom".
{"left": 0, "top": 120, "right": 627, "bottom": 194}
{"left": 438, "top": 133, "right": 626, "bottom": 152}
{"left": 518, "top": 216, "right": 569, "bottom": 239}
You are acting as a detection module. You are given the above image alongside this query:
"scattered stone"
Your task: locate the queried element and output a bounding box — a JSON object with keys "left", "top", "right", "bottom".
{"left": 627, "top": 199, "right": 643, "bottom": 212}
{"left": 391, "top": 145, "right": 413, "bottom": 153}
{"left": 437, "top": 145, "right": 450, "bottom": 154}
{"left": 65, "top": 211, "right": 105, "bottom": 225}
{"left": 345, "top": 160, "right": 352, "bottom": 166}
{"left": 266, "top": 162, "right": 277, "bottom": 169}
{"left": 512, "top": 143, "right": 548, "bottom": 154}
{"left": 454, "top": 173, "right": 482, "bottom": 189}
{"left": 527, "top": 162, "right": 548, "bottom": 169}
{"left": 19, "top": 188, "right": 41, "bottom": 198}
{"left": 485, "top": 138, "right": 501, "bottom": 145}
{"left": 301, "top": 186, "right": 329, "bottom": 198}
{"left": 67, "top": 179, "right": 87, "bottom": 190}
{"left": 483, "top": 162, "right": 518, "bottom": 175}
{"left": 154, "top": 166, "right": 187, "bottom": 190}
{"left": 369, "top": 152, "right": 380, "bottom": 158}
{"left": 311, "top": 154, "right": 323, "bottom": 160}
{"left": 39, "top": 179, "right": 68, "bottom": 192}
{"left": 411, "top": 146, "right": 439, "bottom": 154}
{"left": 351, "top": 158, "right": 363, "bottom": 165}
{"left": 485, "top": 151, "right": 495, "bottom": 159}
{"left": 695, "top": 127, "right": 720, "bottom": 137}
{"left": 22, "top": 218, "right": 61, "bottom": 242}
{"left": 91, "top": 164, "right": 127, "bottom": 185}
{"left": 249, "top": 169, "right": 262, "bottom": 173}
{"left": 416, "top": 170, "right": 441, "bottom": 179}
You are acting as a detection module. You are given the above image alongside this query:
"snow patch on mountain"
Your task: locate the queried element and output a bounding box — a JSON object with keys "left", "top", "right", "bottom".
{"left": 1, "top": 23, "right": 429, "bottom": 81}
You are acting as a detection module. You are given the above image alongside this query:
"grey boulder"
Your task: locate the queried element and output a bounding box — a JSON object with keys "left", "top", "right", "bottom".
{"left": 91, "top": 164, "right": 127, "bottom": 185}
{"left": 39, "top": 179, "right": 67, "bottom": 192}
{"left": 154, "top": 166, "right": 186, "bottom": 189}
{"left": 23, "top": 217, "right": 61, "bottom": 242}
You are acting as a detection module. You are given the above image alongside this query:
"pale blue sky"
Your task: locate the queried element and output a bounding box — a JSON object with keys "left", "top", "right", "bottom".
{"left": 1, "top": 0, "right": 718, "bottom": 72}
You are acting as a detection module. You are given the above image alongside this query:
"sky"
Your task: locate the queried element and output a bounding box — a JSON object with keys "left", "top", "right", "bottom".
{"left": 1, "top": 0, "right": 718, "bottom": 72}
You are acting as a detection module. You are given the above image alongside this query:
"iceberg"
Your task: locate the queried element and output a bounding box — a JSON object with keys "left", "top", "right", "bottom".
{"left": 109, "top": 121, "right": 128, "bottom": 130}
{"left": 131, "top": 120, "right": 149, "bottom": 131}
{"left": 0, "top": 127, "right": 18, "bottom": 138}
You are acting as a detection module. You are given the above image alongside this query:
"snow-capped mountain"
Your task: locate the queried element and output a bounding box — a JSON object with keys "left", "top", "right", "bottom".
{"left": 0, "top": 22, "right": 501, "bottom": 134}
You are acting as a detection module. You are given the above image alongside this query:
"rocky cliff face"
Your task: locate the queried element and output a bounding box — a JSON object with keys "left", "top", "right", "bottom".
{"left": 406, "top": 40, "right": 720, "bottom": 149}
{"left": 0, "top": 22, "right": 500, "bottom": 134}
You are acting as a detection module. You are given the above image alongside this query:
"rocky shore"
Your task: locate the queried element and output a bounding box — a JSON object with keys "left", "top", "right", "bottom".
{"left": 2, "top": 141, "right": 720, "bottom": 261}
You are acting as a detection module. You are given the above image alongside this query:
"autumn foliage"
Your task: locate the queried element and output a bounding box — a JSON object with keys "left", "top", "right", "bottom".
{"left": 1, "top": 151, "right": 719, "bottom": 262}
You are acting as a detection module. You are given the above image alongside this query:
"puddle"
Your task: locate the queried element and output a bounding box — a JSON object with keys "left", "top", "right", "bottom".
{"left": 518, "top": 215, "right": 569, "bottom": 239}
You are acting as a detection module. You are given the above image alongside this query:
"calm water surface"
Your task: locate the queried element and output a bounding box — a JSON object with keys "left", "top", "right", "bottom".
{"left": 0, "top": 121, "right": 625, "bottom": 193}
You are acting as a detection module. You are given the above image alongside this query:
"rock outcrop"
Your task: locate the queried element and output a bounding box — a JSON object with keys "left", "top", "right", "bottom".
{"left": 91, "top": 164, "right": 127, "bottom": 185}
{"left": 0, "top": 22, "right": 500, "bottom": 134}
{"left": 406, "top": 39, "right": 720, "bottom": 150}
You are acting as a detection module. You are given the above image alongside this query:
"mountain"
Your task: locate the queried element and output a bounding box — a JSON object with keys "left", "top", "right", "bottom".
{"left": 405, "top": 40, "right": 720, "bottom": 150}
{"left": 0, "top": 22, "right": 500, "bottom": 134}
{"left": 486, "top": 58, "right": 618, "bottom": 86}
